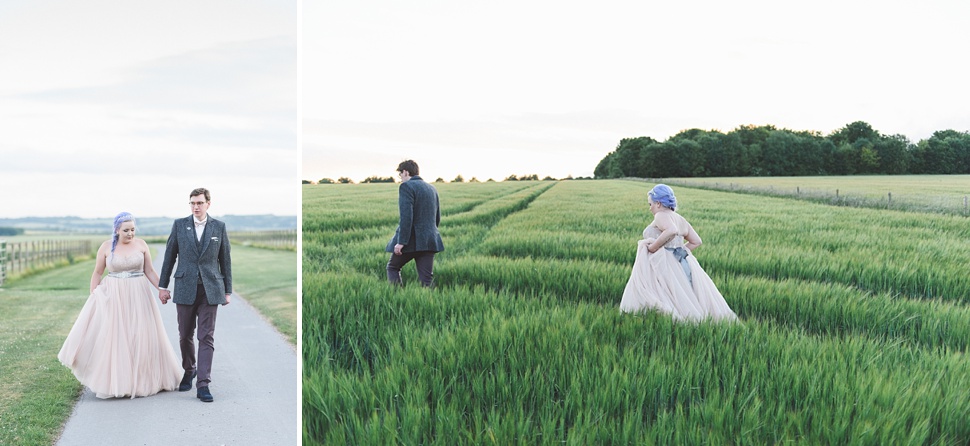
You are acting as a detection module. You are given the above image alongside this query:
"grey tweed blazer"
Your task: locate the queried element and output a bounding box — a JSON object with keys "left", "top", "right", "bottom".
{"left": 159, "top": 215, "right": 233, "bottom": 305}
{"left": 385, "top": 176, "right": 445, "bottom": 253}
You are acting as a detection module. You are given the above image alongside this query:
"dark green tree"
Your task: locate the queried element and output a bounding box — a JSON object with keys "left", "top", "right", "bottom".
{"left": 594, "top": 154, "right": 619, "bottom": 178}
{"left": 732, "top": 124, "right": 775, "bottom": 149}
{"left": 852, "top": 138, "right": 880, "bottom": 174}
{"left": 873, "top": 135, "right": 911, "bottom": 174}
{"left": 616, "top": 137, "right": 657, "bottom": 177}
{"left": 915, "top": 130, "right": 970, "bottom": 174}
{"left": 761, "top": 131, "right": 798, "bottom": 176}
{"left": 362, "top": 176, "right": 395, "bottom": 183}
{"left": 829, "top": 121, "right": 880, "bottom": 147}
{"left": 696, "top": 131, "right": 743, "bottom": 177}
{"left": 832, "top": 144, "right": 859, "bottom": 175}
{"left": 0, "top": 227, "right": 25, "bottom": 236}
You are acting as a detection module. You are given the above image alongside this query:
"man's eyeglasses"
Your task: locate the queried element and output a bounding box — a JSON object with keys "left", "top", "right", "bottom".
{"left": 189, "top": 201, "right": 208, "bottom": 207}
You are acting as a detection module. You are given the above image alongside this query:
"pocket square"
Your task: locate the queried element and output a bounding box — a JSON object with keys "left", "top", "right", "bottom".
{"left": 211, "top": 237, "right": 219, "bottom": 241}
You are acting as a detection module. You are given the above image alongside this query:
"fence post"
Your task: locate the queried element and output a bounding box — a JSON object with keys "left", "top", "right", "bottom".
{"left": 0, "top": 239, "right": 97, "bottom": 281}
{"left": 888, "top": 192, "right": 892, "bottom": 207}
{"left": 1, "top": 239, "right": 6, "bottom": 287}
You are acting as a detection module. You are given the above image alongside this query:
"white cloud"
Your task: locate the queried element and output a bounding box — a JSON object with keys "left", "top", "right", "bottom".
{"left": 0, "top": 1, "right": 296, "bottom": 218}
{"left": 303, "top": 0, "right": 970, "bottom": 182}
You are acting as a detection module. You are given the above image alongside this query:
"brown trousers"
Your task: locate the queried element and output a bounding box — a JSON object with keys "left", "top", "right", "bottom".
{"left": 177, "top": 284, "right": 219, "bottom": 387}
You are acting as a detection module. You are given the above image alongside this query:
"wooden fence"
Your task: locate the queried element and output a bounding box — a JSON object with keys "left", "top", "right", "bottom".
{"left": 0, "top": 239, "right": 94, "bottom": 287}
{"left": 230, "top": 230, "right": 297, "bottom": 250}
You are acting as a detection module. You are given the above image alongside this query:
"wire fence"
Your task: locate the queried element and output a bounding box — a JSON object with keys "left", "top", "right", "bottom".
{"left": 634, "top": 178, "right": 970, "bottom": 216}
{"left": 0, "top": 239, "right": 94, "bottom": 287}
{"left": 0, "top": 229, "right": 296, "bottom": 287}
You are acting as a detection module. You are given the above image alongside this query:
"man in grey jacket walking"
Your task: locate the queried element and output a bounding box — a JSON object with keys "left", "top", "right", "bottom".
{"left": 159, "top": 187, "right": 232, "bottom": 403}
{"left": 386, "top": 160, "right": 444, "bottom": 287}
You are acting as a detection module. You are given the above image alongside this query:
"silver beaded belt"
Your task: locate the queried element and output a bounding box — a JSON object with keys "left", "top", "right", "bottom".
{"left": 108, "top": 271, "right": 145, "bottom": 279}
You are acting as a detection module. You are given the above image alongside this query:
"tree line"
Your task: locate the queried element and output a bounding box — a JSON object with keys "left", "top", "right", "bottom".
{"left": 594, "top": 121, "right": 970, "bottom": 178}
{"left": 0, "top": 227, "right": 25, "bottom": 236}
{"left": 305, "top": 174, "right": 591, "bottom": 185}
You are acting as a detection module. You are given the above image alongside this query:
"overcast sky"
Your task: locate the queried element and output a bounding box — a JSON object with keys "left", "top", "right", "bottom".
{"left": 0, "top": 0, "right": 297, "bottom": 218}
{"left": 303, "top": 0, "right": 970, "bottom": 183}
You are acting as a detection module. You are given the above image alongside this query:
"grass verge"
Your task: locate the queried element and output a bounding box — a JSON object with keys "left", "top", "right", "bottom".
{"left": 229, "top": 245, "right": 298, "bottom": 345}
{"left": 0, "top": 259, "right": 92, "bottom": 446}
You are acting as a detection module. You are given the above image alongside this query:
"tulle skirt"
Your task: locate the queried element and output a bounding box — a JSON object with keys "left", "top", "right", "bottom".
{"left": 58, "top": 275, "right": 182, "bottom": 398}
{"left": 619, "top": 240, "right": 737, "bottom": 322}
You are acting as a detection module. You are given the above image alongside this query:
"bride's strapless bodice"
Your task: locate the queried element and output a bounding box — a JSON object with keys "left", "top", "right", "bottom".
{"left": 644, "top": 225, "right": 685, "bottom": 249}
{"left": 108, "top": 253, "right": 144, "bottom": 273}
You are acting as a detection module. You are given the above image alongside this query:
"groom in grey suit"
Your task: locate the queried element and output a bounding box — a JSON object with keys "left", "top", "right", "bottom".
{"left": 159, "top": 187, "right": 232, "bottom": 403}
{"left": 386, "top": 160, "right": 445, "bottom": 287}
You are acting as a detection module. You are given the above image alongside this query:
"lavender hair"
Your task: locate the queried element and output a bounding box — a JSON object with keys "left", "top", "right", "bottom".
{"left": 111, "top": 212, "right": 135, "bottom": 253}
{"left": 648, "top": 184, "right": 678, "bottom": 211}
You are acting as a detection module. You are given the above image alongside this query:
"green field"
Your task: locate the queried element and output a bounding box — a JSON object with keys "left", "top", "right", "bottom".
{"left": 303, "top": 179, "right": 970, "bottom": 444}
{"left": 231, "top": 244, "right": 298, "bottom": 344}
{"left": 662, "top": 174, "right": 970, "bottom": 215}
{"left": 0, "top": 244, "right": 296, "bottom": 446}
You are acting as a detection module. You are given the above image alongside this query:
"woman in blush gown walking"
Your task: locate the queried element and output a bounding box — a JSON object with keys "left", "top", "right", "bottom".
{"left": 58, "top": 212, "right": 182, "bottom": 398}
{"left": 619, "top": 184, "right": 737, "bottom": 322}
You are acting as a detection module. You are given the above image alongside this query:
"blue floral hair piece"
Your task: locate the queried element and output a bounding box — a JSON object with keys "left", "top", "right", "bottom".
{"left": 648, "top": 184, "right": 677, "bottom": 210}
{"left": 111, "top": 212, "right": 135, "bottom": 253}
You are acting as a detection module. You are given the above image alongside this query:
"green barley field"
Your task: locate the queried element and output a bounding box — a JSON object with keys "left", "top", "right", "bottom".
{"left": 302, "top": 179, "right": 970, "bottom": 444}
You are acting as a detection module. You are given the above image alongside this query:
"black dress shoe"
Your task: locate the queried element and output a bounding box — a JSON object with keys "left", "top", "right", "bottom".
{"left": 179, "top": 370, "right": 197, "bottom": 392}
{"left": 197, "top": 386, "right": 214, "bottom": 402}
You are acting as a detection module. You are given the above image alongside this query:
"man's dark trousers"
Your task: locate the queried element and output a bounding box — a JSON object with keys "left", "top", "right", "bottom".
{"left": 177, "top": 284, "right": 218, "bottom": 387}
{"left": 387, "top": 251, "right": 435, "bottom": 287}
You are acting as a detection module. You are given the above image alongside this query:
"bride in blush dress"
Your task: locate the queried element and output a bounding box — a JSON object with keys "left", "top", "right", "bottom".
{"left": 619, "top": 184, "right": 737, "bottom": 322}
{"left": 58, "top": 212, "right": 182, "bottom": 398}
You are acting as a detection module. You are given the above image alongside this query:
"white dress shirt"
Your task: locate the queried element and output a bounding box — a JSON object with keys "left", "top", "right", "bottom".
{"left": 194, "top": 217, "right": 207, "bottom": 241}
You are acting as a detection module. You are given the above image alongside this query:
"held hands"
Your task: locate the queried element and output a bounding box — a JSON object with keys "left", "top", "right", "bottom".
{"left": 158, "top": 290, "right": 231, "bottom": 305}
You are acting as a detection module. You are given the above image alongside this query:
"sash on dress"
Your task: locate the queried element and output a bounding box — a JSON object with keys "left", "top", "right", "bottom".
{"left": 108, "top": 271, "right": 145, "bottom": 279}
{"left": 665, "top": 247, "right": 692, "bottom": 286}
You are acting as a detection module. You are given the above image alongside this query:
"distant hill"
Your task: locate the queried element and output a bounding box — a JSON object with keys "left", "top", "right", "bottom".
{"left": 0, "top": 215, "right": 297, "bottom": 236}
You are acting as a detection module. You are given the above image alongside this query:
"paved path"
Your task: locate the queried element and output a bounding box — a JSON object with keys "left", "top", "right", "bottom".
{"left": 56, "top": 246, "right": 298, "bottom": 446}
